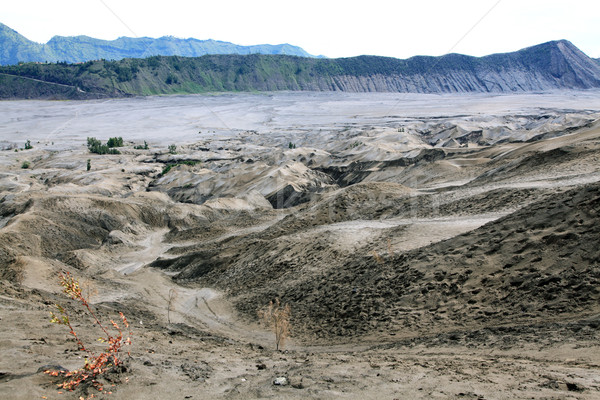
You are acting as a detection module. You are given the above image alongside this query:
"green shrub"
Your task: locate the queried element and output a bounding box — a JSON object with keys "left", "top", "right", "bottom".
{"left": 168, "top": 144, "right": 177, "bottom": 154}
{"left": 21, "top": 161, "right": 30, "bottom": 169}
{"left": 160, "top": 160, "right": 199, "bottom": 176}
{"left": 106, "top": 137, "right": 123, "bottom": 148}
{"left": 134, "top": 141, "right": 149, "bottom": 150}
{"left": 165, "top": 74, "right": 179, "bottom": 85}
{"left": 87, "top": 137, "right": 120, "bottom": 155}
{"left": 24, "top": 140, "right": 32, "bottom": 150}
{"left": 161, "top": 164, "right": 174, "bottom": 175}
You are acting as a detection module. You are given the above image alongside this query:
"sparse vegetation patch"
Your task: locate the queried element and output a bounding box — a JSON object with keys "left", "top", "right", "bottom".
{"left": 134, "top": 141, "right": 149, "bottom": 150}
{"left": 87, "top": 137, "right": 121, "bottom": 155}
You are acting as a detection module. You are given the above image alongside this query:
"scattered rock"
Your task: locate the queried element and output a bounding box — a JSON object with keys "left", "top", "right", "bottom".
{"left": 541, "top": 378, "right": 585, "bottom": 392}
{"left": 181, "top": 362, "right": 212, "bottom": 382}
{"left": 291, "top": 381, "right": 304, "bottom": 389}
{"left": 273, "top": 376, "right": 288, "bottom": 386}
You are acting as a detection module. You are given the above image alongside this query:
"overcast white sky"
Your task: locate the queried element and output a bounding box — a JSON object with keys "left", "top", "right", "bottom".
{"left": 3, "top": 0, "right": 599, "bottom": 59}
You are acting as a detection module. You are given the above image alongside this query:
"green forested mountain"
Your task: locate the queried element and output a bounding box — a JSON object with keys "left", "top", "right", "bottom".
{"left": 0, "top": 22, "right": 317, "bottom": 66}
{"left": 1, "top": 40, "right": 599, "bottom": 99}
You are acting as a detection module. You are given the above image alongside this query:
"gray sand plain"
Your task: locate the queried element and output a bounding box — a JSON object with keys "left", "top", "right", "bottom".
{"left": 3, "top": 91, "right": 600, "bottom": 146}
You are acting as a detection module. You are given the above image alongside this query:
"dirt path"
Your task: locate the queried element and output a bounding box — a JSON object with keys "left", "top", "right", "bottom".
{"left": 116, "top": 229, "right": 171, "bottom": 275}
{"left": 111, "top": 225, "right": 378, "bottom": 351}
{"left": 198, "top": 214, "right": 287, "bottom": 246}
{"left": 0, "top": 72, "right": 85, "bottom": 91}
{"left": 298, "top": 213, "right": 503, "bottom": 253}
{"left": 110, "top": 206, "right": 511, "bottom": 352}
{"left": 112, "top": 228, "right": 276, "bottom": 346}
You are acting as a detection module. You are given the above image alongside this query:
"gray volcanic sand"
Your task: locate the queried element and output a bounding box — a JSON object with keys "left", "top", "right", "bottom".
{"left": 1, "top": 91, "right": 600, "bottom": 399}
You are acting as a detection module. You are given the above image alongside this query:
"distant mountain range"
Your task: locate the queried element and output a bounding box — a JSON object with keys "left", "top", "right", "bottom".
{"left": 1, "top": 36, "right": 599, "bottom": 99}
{"left": 0, "top": 22, "right": 318, "bottom": 65}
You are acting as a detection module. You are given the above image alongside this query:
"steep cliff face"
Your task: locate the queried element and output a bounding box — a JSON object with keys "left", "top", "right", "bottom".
{"left": 300, "top": 71, "right": 556, "bottom": 93}
{"left": 507, "top": 40, "right": 600, "bottom": 89}
{"left": 300, "top": 41, "right": 600, "bottom": 93}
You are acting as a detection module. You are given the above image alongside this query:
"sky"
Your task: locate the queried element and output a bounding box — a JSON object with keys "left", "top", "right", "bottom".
{"left": 3, "top": 0, "right": 600, "bottom": 59}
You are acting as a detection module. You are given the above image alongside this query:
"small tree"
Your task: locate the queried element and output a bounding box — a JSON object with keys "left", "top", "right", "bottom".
{"left": 107, "top": 137, "right": 123, "bottom": 148}
{"left": 86, "top": 159, "right": 91, "bottom": 171}
{"left": 258, "top": 298, "right": 291, "bottom": 351}
{"left": 46, "top": 272, "right": 132, "bottom": 392}
{"left": 87, "top": 137, "right": 102, "bottom": 151}
{"left": 168, "top": 144, "right": 177, "bottom": 154}
{"left": 24, "top": 139, "right": 33, "bottom": 150}
{"left": 165, "top": 74, "right": 178, "bottom": 85}
{"left": 167, "top": 288, "right": 178, "bottom": 324}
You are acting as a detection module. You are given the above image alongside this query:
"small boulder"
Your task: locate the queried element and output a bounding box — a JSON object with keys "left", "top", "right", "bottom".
{"left": 273, "top": 376, "right": 288, "bottom": 386}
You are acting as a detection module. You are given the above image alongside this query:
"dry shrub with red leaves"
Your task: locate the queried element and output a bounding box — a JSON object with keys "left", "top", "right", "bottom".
{"left": 46, "top": 272, "right": 132, "bottom": 392}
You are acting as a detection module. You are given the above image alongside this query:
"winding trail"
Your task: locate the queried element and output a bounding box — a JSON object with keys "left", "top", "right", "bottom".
{"left": 0, "top": 72, "right": 85, "bottom": 91}
{"left": 110, "top": 207, "right": 504, "bottom": 351}
{"left": 116, "top": 229, "right": 171, "bottom": 275}
{"left": 114, "top": 226, "right": 277, "bottom": 347}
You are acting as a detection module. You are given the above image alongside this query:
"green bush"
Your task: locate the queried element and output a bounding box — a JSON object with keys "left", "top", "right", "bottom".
{"left": 168, "top": 144, "right": 177, "bottom": 154}
{"left": 134, "top": 141, "right": 149, "bottom": 150}
{"left": 165, "top": 74, "right": 179, "bottom": 85}
{"left": 107, "top": 137, "right": 124, "bottom": 148}
{"left": 24, "top": 140, "right": 33, "bottom": 150}
{"left": 161, "top": 164, "right": 174, "bottom": 176}
{"left": 21, "top": 161, "right": 30, "bottom": 169}
{"left": 87, "top": 137, "right": 120, "bottom": 155}
{"left": 160, "top": 160, "right": 199, "bottom": 176}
